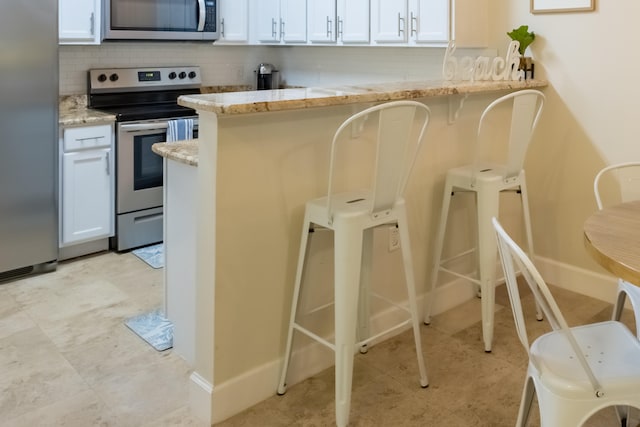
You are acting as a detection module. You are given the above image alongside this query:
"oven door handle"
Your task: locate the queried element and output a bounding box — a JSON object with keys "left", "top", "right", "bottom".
{"left": 120, "top": 121, "right": 199, "bottom": 132}
{"left": 120, "top": 123, "right": 169, "bottom": 132}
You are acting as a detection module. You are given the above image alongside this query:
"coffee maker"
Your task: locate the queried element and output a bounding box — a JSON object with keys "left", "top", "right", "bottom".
{"left": 256, "top": 63, "right": 280, "bottom": 90}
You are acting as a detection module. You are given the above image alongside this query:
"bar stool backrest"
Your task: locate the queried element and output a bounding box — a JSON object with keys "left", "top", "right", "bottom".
{"left": 492, "top": 217, "right": 603, "bottom": 396}
{"left": 326, "top": 101, "right": 431, "bottom": 224}
{"left": 473, "top": 90, "right": 545, "bottom": 185}
{"left": 593, "top": 162, "right": 640, "bottom": 209}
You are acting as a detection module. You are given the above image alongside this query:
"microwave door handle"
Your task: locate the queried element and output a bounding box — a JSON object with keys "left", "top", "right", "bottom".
{"left": 197, "top": 0, "right": 206, "bottom": 31}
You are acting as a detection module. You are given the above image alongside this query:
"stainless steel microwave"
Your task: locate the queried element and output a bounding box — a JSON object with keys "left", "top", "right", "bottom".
{"left": 103, "top": 0, "right": 219, "bottom": 41}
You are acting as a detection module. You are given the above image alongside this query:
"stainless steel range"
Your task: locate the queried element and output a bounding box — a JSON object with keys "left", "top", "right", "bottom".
{"left": 88, "top": 66, "right": 201, "bottom": 251}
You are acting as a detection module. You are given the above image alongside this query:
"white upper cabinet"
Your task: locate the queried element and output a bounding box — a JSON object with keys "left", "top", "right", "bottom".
{"left": 371, "top": 0, "right": 408, "bottom": 43}
{"left": 308, "top": 0, "right": 336, "bottom": 43}
{"left": 409, "top": 0, "right": 449, "bottom": 43}
{"left": 337, "top": 0, "right": 370, "bottom": 44}
{"left": 59, "top": 0, "right": 100, "bottom": 44}
{"left": 219, "top": 0, "right": 249, "bottom": 43}
{"left": 371, "top": 0, "right": 448, "bottom": 45}
{"left": 252, "top": 0, "right": 307, "bottom": 44}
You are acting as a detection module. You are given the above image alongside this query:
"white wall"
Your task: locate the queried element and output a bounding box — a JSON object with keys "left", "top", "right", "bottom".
{"left": 487, "top": 1, "right": 638, "bottom": 277}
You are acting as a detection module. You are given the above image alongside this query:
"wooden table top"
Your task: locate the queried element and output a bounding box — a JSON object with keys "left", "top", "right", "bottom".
{"left": 584, "top": 199, "right": 640, "bottom": 284}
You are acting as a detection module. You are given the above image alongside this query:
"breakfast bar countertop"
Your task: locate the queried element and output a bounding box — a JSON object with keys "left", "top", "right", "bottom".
{"left": 152, "top": 140, "right": 199, "bottom": 166}
{"left": 178, "top": 79, "right": 548, "bottom": 115}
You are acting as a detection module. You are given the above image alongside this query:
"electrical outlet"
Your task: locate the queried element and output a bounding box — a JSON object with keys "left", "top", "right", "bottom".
{"left": 388, "top": 226, "right": 400, "bottom": 252}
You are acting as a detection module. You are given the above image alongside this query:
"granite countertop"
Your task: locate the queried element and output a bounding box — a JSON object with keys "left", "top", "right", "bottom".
{"left": 152, "top": 140, "right": 199, "bottom": 167}
{"left": 59, "top": 95, "right": 116, "bottom": 126}
{"left": 178, "top": 79, "right": 548, "bottom": 115}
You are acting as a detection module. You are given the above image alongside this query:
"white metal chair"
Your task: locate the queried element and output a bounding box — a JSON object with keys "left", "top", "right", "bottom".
{"left": 493, "top": 217, "right": 640, "bottom": 427}
{"left": 276, "top": 101, "right": 431, "bottom": 427}
{"left": 594, "top": 162, "right": 640, "bottom": 337}
{"left": 424, "top": 89, "right": 545, "bottom": 352}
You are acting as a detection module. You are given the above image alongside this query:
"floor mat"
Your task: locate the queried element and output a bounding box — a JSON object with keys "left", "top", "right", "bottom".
{"left": 132, "top": 243, "right": 164, "bottom": 269}
{"left": 124, "top": 308, "right": 174, "bottom": 351}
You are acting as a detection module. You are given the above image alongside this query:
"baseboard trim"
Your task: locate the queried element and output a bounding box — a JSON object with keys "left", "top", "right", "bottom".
{"left": 534, "top": 255, "right": 617, "bottom": 303}
{"left": 190, "top": 371, "right": 213, "bottom": 425}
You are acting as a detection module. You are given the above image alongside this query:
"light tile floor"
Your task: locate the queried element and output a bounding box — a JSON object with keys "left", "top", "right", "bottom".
{"left": 0, "top": 251, "right": 205, "bottom": 427}
{"left": 0, "top": 250, "right": 635, "bottom": 426}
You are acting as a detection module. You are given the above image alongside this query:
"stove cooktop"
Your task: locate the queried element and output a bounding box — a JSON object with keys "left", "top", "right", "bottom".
{"left": 88, "top": 66, "right": 202, "bottom": 121}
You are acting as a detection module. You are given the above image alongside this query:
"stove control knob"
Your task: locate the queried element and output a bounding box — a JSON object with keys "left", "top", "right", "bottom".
{"left": 97, "top": 73, "right": 107, "bottom": 82}
{"left": 178, "top": 71, "right": 187, "bottom": 79}
{"left": 109, "top": 73, "right": 119, "bottom": 82}
{"left": 188, "top": 71, "right": 197, "bottom": 79}
{"left": 168, "top": 72, "right": 177, "bottom": 80}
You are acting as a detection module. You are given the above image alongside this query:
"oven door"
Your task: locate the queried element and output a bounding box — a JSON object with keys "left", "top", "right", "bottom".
{"left": 116, "top": 117, "right": 198, "bottom": 215}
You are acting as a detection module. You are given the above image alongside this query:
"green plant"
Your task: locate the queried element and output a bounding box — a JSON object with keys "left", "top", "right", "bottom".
{"left": 507, "top": 25, "right": 535, "bottom": 56}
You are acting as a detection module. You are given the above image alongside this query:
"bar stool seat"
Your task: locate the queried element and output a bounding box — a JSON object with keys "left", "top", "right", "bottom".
{"left": 424, "top": 89, "right": 545, "bottom": 353}
{"left": 276, "top": 100, "right": 431, "bottom": 427}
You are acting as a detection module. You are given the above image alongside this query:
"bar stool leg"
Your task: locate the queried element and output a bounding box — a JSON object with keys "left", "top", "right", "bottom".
{"left": 333, "top": 220, "right": 364, "bottom": 427}
{"left": 518, "top": 175, "right": 543, "bottom": 321}
{"left": 476, "top": 187, "right": 500, "bottom": 353}
{"left": 277, "top": 215, "right": 313, "bottom": 395}
{"left": 397, "top": 211, "right": 429, "bottom": 387}
{"left": 357, "top": 229, "right": 373, "bottom": 354}
{"left": 424, "top": 179, "right": 455, "bottom": 325}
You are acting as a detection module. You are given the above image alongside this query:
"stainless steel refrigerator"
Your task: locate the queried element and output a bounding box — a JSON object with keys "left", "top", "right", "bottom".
{"left": 0, "top": 1, "right": 58, "bottom": 281}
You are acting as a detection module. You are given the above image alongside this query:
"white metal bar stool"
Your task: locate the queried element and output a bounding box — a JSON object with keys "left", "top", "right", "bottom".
{"left": 277, "top": 101, "right": 431, "bottom": 427}
{"left": 424, "top": 89, "right": 545, "bottom": 352}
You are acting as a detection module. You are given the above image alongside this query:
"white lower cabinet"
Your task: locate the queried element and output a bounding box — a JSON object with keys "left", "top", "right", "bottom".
{"left": 59, "top": 124, "right": 114, "bottom": 248}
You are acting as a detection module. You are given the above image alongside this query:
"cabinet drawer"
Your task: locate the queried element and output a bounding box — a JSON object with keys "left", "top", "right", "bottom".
{"left": 63, "top": 124, "right": 112, "bottom": 151}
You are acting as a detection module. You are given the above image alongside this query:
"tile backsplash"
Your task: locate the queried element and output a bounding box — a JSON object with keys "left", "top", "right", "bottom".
{"left": 60, "top": 43, "right": 492, "bottom": 95}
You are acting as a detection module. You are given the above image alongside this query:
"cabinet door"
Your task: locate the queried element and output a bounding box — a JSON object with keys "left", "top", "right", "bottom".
{"left": 281, "top": 0, "right": 307, "bottom": 43}
{"left": 337, "top": 0, "right": 369, "bottom": 44}
{"left": 308, "top": 0, "right": 336, "bottom": 43}
{"left": 371, "top": 0, "right": 408, "bottom": 43}
{"left": 219, "top": 0, "right": 249, "bottom": 43}
{"left": 59, "top": 0, "right": 100, "bottom": 44}
{"left": 254, "top": 0, "right": 281, "bottom": 42}
{"left": 61, "top": 148, "right": 113, "bottom": 245}
{"left": 410, "top": 0, "right": 448, "bottom": 43}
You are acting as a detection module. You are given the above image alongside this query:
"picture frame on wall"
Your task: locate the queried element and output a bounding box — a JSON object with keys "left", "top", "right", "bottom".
{"left": 531, "top": 0, "right": 595, "bottom": 14}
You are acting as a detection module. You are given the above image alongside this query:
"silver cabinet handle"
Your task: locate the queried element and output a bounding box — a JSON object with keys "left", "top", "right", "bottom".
{"left": 326, "top": 16, "right": 333, "bottom": 38}
{"left": 221, "top": 18, "right": 225, "bottom": 37}
{"left": 90, "top": 12, "right": 95, "bottom": 36}
{"left": 337, "top": 17, "right": 344, "bottom": 38}
{"left": 410, "top": 12, "right": 417, "bottom": 37}
{"left": 397, "top": 13, "right": 405, "bottom": 37}
{"left": 106, "top": 151, "right": 110, "bottom": 175}
{"left": 271, "top": 18, "right": 277, "bottom": 38}
{"left": 280, "top": 19, "right": 285, "bottom": 39}
{"left": 74, "top": 135, "right": 105, "bottom": 142}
